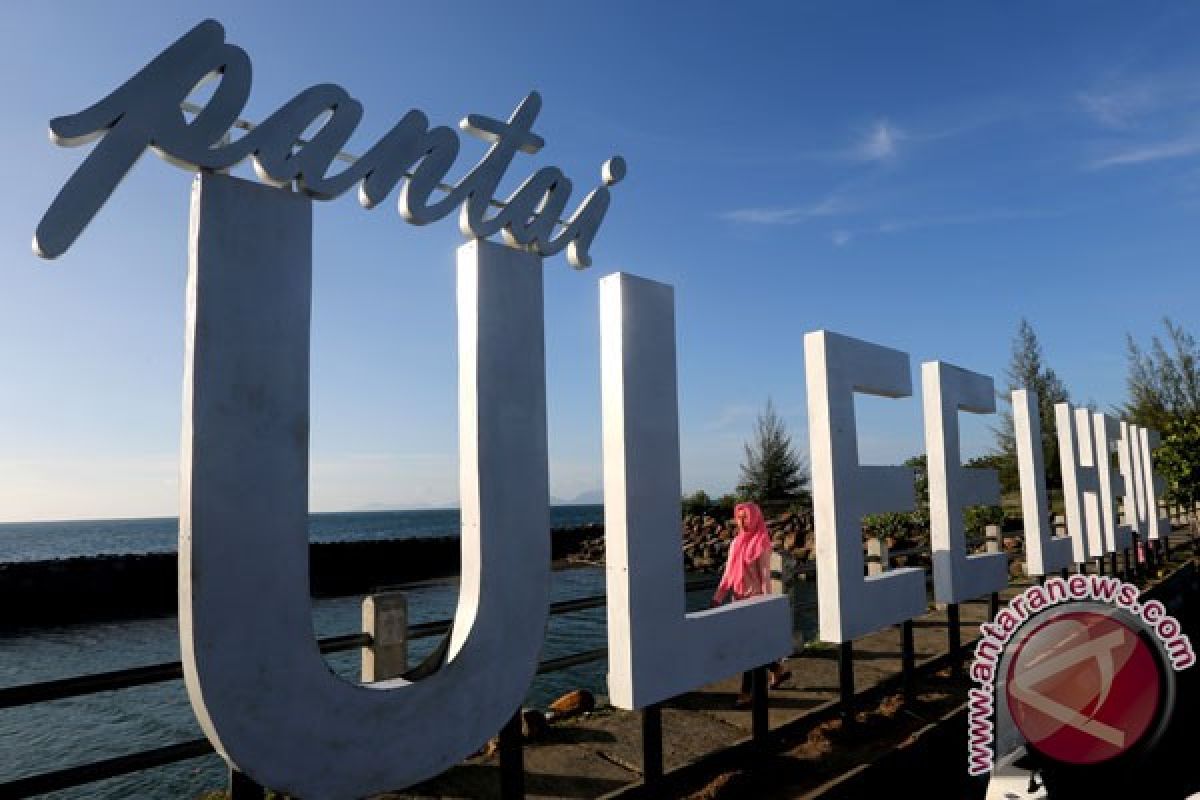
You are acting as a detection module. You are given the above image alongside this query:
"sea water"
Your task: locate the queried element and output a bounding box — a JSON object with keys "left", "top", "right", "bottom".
{"left": 0, "top": 509, "right": 816, "bottom": 798}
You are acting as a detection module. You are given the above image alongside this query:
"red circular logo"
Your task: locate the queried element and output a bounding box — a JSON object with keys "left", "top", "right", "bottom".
{"left": 1006, "top": 610, "right": 1162, "bottom": 765}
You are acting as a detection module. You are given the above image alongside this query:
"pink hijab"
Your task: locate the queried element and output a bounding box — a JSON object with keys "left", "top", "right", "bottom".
{"left": 718, "top": 502, "right": 771, "bottom": 598}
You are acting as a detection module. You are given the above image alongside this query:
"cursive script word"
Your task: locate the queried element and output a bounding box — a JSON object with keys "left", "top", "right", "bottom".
{"left": 34, "top": 19, "right": 624, "bottom": 267}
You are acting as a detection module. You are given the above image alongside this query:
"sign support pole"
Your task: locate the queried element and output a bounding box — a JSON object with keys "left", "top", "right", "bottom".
{"left": 901, "top": 620, "right": 915, "bottom": 699}
{"left": 838, "top": 642, "right": 854, "bottom": 720}
{"left": 229, "top": 768, "right": 265, "bottom": 799}
{"left": 946, "top": 604, "right": 961, "bottom": 677}
{"left": 498, "top": 711, "right": 524, "bottom": 800}
{"left": 751, "top": 667, "right": 769, "bottom": 742}
{"left": 641, "top": 704, "right": 663, "bottom": 790}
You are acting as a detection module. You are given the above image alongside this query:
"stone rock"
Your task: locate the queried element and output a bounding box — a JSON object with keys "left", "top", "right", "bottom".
{"left": 520, "top": 708, "right": 548, "bottom": 740}
{"left": 548, "top": 688, "right": 596, "bottom": 718}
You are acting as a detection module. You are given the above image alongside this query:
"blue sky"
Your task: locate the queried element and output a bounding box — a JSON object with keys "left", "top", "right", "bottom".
{"left": 1, "top": 2, "right": 1198, "bottom": 521}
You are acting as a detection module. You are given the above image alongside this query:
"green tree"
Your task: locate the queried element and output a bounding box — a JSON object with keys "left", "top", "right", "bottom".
{"left": 905, "top": 454, "right": 930, "bottom": 531}
{"left": 1156, "top": 415, "right": 1200, "bottom": 509}
{"left": 681, "top": 490, "right": 712, "bottom": 517}
{"left": 1123, "top": 317, "right": 1200, "bottom": 430}
{"left": 1123, "top": 318, "right": 1200, "bottom": 508}
{"left": 965, "top": 454, "right": 1008, "bottom": 533}
{"left": 714, "top": 493, "right": 740, "bottom": 519}
{"left": 736, "top": 398, "right": 809, "bottom": 513}
{"left": 994, "top": 319, "right": 1070, "bottom": 493}
{"left": 862, "top": 454, "right": 928, "bottom": 536}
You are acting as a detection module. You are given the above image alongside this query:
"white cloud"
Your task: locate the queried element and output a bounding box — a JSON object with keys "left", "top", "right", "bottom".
{"left": 720, "top": 207, "right": 817, "bottom": 225}
{"left": 1077, "top": 73, "right": 1200, "bottom": 169}
{"left": 888, "top": 207, "right": 1059, "bottom": 233}
{"left": 720, "top": 191, "right": 853, "bottom": 226}
{"left": 1077, "top": 72, "right": 1200, "bottom": 129}
{"left": 831, "top": 229, "right": 852, "bottom": 246}
{"left": 701, "top": 404, "right": 758, "bottom": 433}
{"left": 1088, "top": 135, "right": 1200, "bottom": 169}
{"left": 854, "top": 120, "right": 904, "bottom": 162}
{"left": 1078, "top": 83, "right": 1163, "bottom": 129}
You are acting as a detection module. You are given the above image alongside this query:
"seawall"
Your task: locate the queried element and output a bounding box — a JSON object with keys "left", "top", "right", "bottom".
{"left": 0, "top": 524, "right": 603, "bottom": 627}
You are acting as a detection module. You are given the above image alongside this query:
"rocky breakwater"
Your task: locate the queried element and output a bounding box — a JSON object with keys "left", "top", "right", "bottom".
{"left": 563, "top": 510, "right": 821, "bottom": 578}
{"left": 681, "top": 510, "right": 817, "bottom": 575}
{"left": 0, "top": 523, "right": 609, "bottom": 628}
{"left": 564, "top": 511, "right": 1022, "bottom": 582}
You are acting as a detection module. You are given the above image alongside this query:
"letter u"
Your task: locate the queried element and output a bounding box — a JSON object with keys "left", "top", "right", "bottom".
{"left": 180, "top": 173, "right": 550, "bottom": 798}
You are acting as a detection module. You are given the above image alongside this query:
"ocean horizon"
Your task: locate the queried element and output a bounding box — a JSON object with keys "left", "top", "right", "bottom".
{"left": 0, "top": 505, "right": 606, "bottom": 564}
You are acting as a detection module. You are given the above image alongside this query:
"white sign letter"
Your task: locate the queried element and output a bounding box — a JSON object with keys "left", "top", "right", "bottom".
{"left": 922, "top": 362, "right": 1007, "bottom": 603}
{"left": 1056, "top": 403, "right": 1097, "bottom": 564}
{"left": 1139, "top": 427, "right": 1170, "bottom": 540}
{"left": 1013, "top": 389, "right": 1072, "bottom": 576}
{"left": 1073, "top": 408, "right": 1107, "bottom": 558}
{"left": 1093, "top": 413, "right": 1132, "bottom": 555}
{"left": 804, "top": 330, "right": 926, "bottom": 642}
{"left": 181, "top": 174, "right": 551, "bottom": 798}
{"left": 1119, "top": 421, "right": 1148, "bottom": 537}
{"left": 600, "top": 273, "right": 792, "bottom": 710}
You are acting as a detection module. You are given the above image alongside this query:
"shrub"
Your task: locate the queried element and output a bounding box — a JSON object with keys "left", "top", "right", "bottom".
{"left": 862, "top": 511, "right": 914, "bottom": 540}
{"left": 965, "top": 504, "right": 1006, "bottom": 535}
{"left": 681, "top": 490, "right": 712, "bottom": 518}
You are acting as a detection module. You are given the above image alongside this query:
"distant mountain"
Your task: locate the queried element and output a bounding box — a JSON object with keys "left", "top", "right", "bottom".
{"left": 356, "top": 502, "right": 402, "bottom": 512}
{"left": 353, "top": 491, "right": 602, "bottom": 511}
{"left": 353, "top": 501, "right": 460, "bottom": 512}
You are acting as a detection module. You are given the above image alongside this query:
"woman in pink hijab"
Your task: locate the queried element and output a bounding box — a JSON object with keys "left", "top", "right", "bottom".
{"left": 711, "top": 501, "right": 791, "bottom": 706}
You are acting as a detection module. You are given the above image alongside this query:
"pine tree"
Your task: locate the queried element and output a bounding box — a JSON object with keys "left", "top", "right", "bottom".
{"left": 737, "top": 398, "right": 809, "bottom": 513}
{"left": 994, "top": 319, "right": 1070, "bottom": 493}
{"left": 1124, "top": 318, "right": 1200, "bottom": 508}
{"left": 1123, "top": 317, "right": 1200, "bottom": 430}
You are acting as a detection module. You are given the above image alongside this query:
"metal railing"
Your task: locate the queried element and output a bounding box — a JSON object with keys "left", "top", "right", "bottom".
{"left": 2, "top": 506, "right": 1195, "bottom": 799}
{"left": 0, "top": 578, "right": 716, "bottom": 799}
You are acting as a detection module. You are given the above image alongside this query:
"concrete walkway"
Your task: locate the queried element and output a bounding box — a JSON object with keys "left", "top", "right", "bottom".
{"left": 382, "top": 538, "right": 1194, "bottom": 800}
{"left": 382, "top": 589, "right": 1003, "bottom": 797}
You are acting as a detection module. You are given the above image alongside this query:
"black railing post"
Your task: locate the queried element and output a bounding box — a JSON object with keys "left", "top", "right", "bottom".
{"left": 498, "top": 710, "right": 524, "bottom": 800}
{"left": 838, "top": 641, "right": 854, "bottom": 720}
{"left": 901, "top": 619, "right": 915, "bottom": 699}
{"left": 988, "top": 592, "right": 1000, "bottom": 620}
{"left": 641, "top": 703, "right": 663, "bottom": 791}
{"left": 229, "top": 767, "right": 265, "bottom": 799}
{"left": 751, "top": 666, "right": 768, "bottom": 742}
{"left": 946, "top": 604, "right": 961, "bottom": 677}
